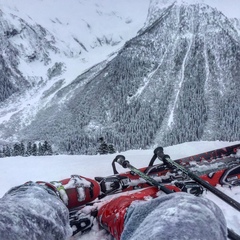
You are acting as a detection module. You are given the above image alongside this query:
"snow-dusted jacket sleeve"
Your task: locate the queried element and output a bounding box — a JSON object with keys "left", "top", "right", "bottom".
{"left": 121, "top": 192, "right": 228, "bottom": 240}
{"left": 0, "top": 183, "right": 72, "bottom": 240}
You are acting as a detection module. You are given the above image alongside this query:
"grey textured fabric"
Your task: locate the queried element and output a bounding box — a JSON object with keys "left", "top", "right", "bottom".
{"left": 0, "top": 183, "right": 72, "bottom": 240}
{"left": 121, "top": 192, "right": 227, "bottom": 240}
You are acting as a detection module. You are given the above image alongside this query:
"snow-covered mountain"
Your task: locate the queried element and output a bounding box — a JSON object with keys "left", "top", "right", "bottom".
{"left": 0, "top": 0, "right": 150, "bottom": 145}
{"left": 0, "top": 0, "right": 239, "bottom": 154}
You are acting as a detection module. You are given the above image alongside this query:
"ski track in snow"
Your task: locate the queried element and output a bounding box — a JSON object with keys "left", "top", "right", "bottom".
{"left": 0, "top": 141, "right": 240, "bottom": 239}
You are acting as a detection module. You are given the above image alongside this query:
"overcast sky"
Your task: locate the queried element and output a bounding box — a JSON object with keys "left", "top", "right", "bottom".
{"left": 208, "top": 0, "right": 240, "bottom": 18}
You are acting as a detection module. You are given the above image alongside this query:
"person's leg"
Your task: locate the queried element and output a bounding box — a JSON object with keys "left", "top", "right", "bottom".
{"left": 0, "top": 174, "right": 101, "bottom": 240}
{"left": 122, "top": 192, "right": 228, "bottom": 240}
{"left": 0, "top": 182, "right": 72, "bottom": 240}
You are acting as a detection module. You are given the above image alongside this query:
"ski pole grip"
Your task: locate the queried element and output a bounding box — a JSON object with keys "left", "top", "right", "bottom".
{"left": 116, "top": 155, "right": 129, "bottom": 168}
{"left": 154, "top": 147, "right": 164, "bottom": 156}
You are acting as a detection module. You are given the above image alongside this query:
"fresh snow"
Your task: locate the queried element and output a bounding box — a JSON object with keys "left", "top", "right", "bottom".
{"left": 0, "top": 0, "right": 150, "bottom": 129}
{"left": 0, "top": 0, "right": 150, "bottom": 80}
{"left": 0, "top": 0, "right": 239, "bottom": 239}
{"left": 0, "top": 0, "right": 239, "bottom": 132}
{"left": 0, "top": 141, "right": 240, "bottom": 239}
{"left": 168, "top": 31, "right": 194, "bottom": 127}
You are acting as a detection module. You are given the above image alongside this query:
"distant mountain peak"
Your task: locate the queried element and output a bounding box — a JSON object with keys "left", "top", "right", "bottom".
{"left": 149, "top": 0, "right": 240, "bottom": 19}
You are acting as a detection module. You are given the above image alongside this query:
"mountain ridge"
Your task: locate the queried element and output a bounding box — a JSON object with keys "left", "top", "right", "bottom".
{"left": 0, "top": 1, "right": 239, "bottom": 154}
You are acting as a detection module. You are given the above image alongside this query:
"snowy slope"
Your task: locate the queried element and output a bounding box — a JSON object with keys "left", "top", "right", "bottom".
{"left": 0, "top": 0, "right": 239, "bottom": 151}
{"left": 1, "top": 141, "right": 240, "bottom": 239}
{"left": 0, "top": 0, "right": 150, "bottom": 138}
{"left": 0, "top": 0, "right": 150, "bottom": 66}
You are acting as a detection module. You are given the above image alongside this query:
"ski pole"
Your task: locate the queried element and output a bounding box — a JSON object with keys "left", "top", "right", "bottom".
{"left": 115, "top": 155, "right": 174, "bottom": 194}
{"left": 115, "top": 153, "right": 240, "bottom": 240}
{"left": 154, "top": 147, "right": 240, "bottom": 212}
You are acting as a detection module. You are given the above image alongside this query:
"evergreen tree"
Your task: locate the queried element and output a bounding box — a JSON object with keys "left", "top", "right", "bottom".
{"left": 108, "top": 144, "right": 116, "bottom": 154}
{"left": 38, "top": 142, "right": 44, "bottom": 156}
{"left": 43, "top": 141, "right": 53, "bottom": 155}
{"left": 26, "top": 142, "right": 32, "bottom": 156}
{"left": 32, "top": 143, "right": 38, "bottom": 156}
{"left": 4, "top": 146, "right": 11, "bottom": 157}
{"left": 97, "top": 137, "right": 109, "bottom": 155}
{"left": 13, "top": 143, "right": 21, "bottom": 156}
{"left": 0, "top": 147, "right": 3, "bottom": 158}
{"left": 20, "top": 142, "right": 25, "bottom": 156}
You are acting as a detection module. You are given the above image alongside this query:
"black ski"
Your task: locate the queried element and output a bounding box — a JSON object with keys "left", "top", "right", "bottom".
{"left": 154, "top": 147, "right": 240, "bottom": 212}
{"left": 115, "top": 155, "right": 173, "bottom": 194}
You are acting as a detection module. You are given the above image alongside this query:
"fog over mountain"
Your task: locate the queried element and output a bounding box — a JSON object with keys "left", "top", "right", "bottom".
{"left": 0, "top": 0, "right": 239, "bottom": 154}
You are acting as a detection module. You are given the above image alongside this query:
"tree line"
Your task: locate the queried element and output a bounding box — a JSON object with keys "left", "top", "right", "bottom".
{"left": 97, "top": 137, "right": 116, "bottom": 155}
{"left": 0, "top": 141, "right": 53, "bottom": 158}
{"left": 0, "top": 138, "right": 116, "bottom": 158}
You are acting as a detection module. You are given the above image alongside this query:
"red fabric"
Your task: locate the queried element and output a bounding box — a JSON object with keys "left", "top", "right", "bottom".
{"left": 97, "top": 187, "right": 159, "bottom": 240}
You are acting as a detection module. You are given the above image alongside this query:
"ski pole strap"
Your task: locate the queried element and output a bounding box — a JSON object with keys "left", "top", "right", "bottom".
{"left": 112, "top": 158, "right": 119, "bottom": 174}
{"left": 115, "top": 155, "right": 173, "bottom": 194}
{"left": 148, "top": 154, "right": 157, "bottom": 167}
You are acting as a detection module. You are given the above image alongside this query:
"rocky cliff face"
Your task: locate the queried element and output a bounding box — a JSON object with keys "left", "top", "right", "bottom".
{"left": 0, "top": 1, "right": 239, "bottom": 153}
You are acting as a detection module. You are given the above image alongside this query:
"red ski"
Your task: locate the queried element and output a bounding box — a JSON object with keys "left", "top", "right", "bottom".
{"left": 56, "top": 144, "right": 240, "bottom": 237}
{"left": 96, "top": 143, "right": 240, "bottom": 197}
